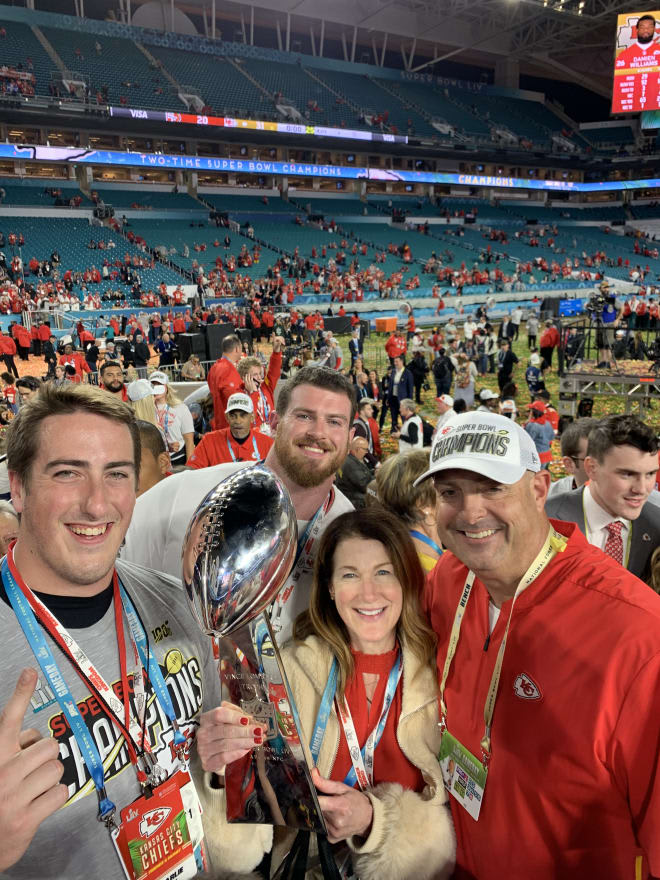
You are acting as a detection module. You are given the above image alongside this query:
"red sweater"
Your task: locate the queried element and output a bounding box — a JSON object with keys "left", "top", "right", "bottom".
{"left": 331, "top": 647, "right": 424, "bottom": 793}
{"left": 187, "top": 428, "right": 273, "bottom": 469}
{"left": 207, "top": 356, "right": 243, "bottom": 430}
{"left": 425, "top": 521, "right": 660, "bottom": 880}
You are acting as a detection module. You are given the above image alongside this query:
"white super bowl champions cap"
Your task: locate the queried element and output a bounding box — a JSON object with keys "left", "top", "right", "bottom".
{"left": 225, "top": 392, "right": 254, "bottom": 414}
{"left": 414, "top": 411, "right": 541, "bottom": 486}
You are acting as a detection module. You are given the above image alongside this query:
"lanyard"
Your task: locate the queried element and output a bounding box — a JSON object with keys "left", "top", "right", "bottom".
{"left": 409, "top": 529, "right": 443, "bottom": 557}
{"left": 3, "top": 551, "right": 186, "bottom": 822}
{"left": 582, "top": 493, "right": 632, "bottom": 569}
{"left": 258, "top": 387, "right": 270, "bottom": 421}
{"left": 268, "top": 489, "right": 334, "bottom": 632}
{"left": 438, "top": 526, "right": 567, "bottom": 766}
{"left": 309, "top": 651, "right": 403, "bottom": 790}
{"left": 226, "top": 432, "right": 260, "bottom": 462}
{"left": 156, "top": 403, "right": 172, "bottom": 438}
{"left": 3, "top": 556, "right": 116, "bottom": 825}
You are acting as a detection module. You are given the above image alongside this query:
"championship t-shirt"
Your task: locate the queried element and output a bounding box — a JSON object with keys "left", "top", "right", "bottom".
{"left": 0, "top": 560, "right": 221, "bottom": 880}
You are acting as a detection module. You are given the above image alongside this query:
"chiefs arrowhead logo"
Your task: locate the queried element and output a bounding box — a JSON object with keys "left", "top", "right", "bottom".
{"left": 139, "top": 807, "right": 171, "bottom": 839}
{"left": 441, "top": 426, "right": 453, "bottom": 435}
{"left": 513, "top": 673, "right": 542, "bottom": 701}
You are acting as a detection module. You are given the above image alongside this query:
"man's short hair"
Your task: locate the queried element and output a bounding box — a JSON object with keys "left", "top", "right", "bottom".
{"left": 638, "top": 14, "right": 656, "bottom": 26}
{"left": 399, "top": 398, "right": 417, "bottom": 413}
{"left": 275, "top": 365, "right": 357, "bottom": 423}
{"left": 560, "top": 418, "right": 598, "bottom": 459}
{"left": 587, "top": 414, "right": 658, "bottom": 462}
{"left": 221, "top": 334, "right": 242, "bottom": 354}
{"left": 15, "top": 376, "right": 41, "bottom": 392}
{"left": 358, "top": 398, "right": 374, "bottom": 414}
{"left": 99, "top": 360, "right": 123, "bottom": 376}
{"left": 236, "top": 356, "right": 261, "bottom": 379}
{"left": 136, "top": 419, "right": 167, "bottom": 459}
{"left": 7, "top": 384, "right": 140, "bottom": 489}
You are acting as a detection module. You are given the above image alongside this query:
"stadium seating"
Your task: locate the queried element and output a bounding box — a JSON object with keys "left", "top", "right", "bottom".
{"left": 0, "top": 179, "right": 75, "bottom": 206}
{"left": 383, "top": 80, "right": 491, "bottom": 139}
{"left": 40, "top": 27, "right": 175, "bottom": 110}
{"left": 306, "top": 69, "right": 437, "bottom": 138}
{"left": 147, "top": 47, "right": 268, "bottom": 117}
{"left": 90, "top": 186, "right": 201, "bottom": 211}
{"left": 0, "top": 216, "right": 185, "bottom": 292}
{"left": 291, "top": 197, "right": 369, "bottom": 216}
{"left": 0, "top": 22, "right": 54, "bottom": 96}
{"left": 240, "top": 59, "right": 356, "bottom": 129}
{"left": 200, "top": 193, "right": 298, "bottom": 214}
{"left": 582, "top": 126, "right": 635, "bottom": 150}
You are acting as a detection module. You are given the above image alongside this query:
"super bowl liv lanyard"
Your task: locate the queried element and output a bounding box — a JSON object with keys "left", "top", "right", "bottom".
{"left": 269, "top": 489, "right": 334, "bottom": 628}
{"left": 439, "top": 526, "right": 567, "bottom": 766}
{"left": 226, "top": 432, "right": 260, "bottom": 462}
{"left": 309, "top": 650, "right": 403, "bottom": 790}
{"left": 2, "top": 552, "right": 186, "bottom": 826}
{"left": 258, "top": 387, "right": 270, "bottom": 422}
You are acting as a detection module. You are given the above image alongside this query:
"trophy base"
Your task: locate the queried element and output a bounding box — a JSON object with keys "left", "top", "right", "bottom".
{"left": 218, "top": 615, "right": 326, "bottom": 833}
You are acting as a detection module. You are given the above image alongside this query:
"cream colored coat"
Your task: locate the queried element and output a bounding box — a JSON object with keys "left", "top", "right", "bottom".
{"left": 201, "top": 635, "right": 455, "bottom": 880}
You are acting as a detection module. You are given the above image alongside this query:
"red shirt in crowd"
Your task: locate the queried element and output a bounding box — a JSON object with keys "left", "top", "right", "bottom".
{"left": 187, "top": 427, "right": 273, "bottom": 468}
{"left": 207, "top": 356, "right": 243, "bottom": 430}
{"left": 385, "top": 333, "right": 407, "bottom": 359}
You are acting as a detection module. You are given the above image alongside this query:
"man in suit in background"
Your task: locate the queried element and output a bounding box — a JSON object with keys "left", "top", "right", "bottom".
{"left": 546, "top": 414, "right": 660, "bottom": 580}
{"left": 348, "top": 328, "right": 362, "bottom": 367}
{"left": 387, "top": 355, "right": 413, "bottom": 431}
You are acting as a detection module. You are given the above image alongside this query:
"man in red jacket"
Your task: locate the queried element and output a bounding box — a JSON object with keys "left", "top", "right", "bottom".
{"left": 538, "top": 319, "right": 560, "bottom": 369}
{"left": 0, "top": 330, "right": 18, "bottom": 377}
{"left": 207, "top": 333, "right": 243, "bottom": 430}
{"left": 11, "top": 322, "right": 31, "bottom": 361}
{"left": 417, "top": 411, "right": 660, "bottom": 880}
{"left": 187, "top": 392, "right": 273, "bottom": 468}
{"left": 384, "top": 330, "right": 407, "bottom": 365}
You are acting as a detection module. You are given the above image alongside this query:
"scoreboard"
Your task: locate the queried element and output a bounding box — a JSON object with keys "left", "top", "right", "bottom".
{"left": 612, "top": 11, "right": 660, "bottom": 113}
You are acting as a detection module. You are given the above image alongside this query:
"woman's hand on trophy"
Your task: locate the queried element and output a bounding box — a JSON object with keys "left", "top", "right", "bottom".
{"left": 312, "top": 768, "right": 374, "bottom": 844}
{"left": 197, "top": 700, "right": 263, "bottom": 771}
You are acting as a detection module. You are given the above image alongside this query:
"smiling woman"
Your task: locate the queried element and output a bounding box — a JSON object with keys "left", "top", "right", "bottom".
{"left": 198, "top": 509, "right": 455, "bottom": 879}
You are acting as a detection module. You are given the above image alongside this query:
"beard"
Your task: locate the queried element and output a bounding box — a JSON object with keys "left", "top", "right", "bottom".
{"left": 639, "top": 32, "right": 654, "bottom": 43}
{"left": 103, "top": 380, "right": 124, "bottom": 393}
{"left": 274, "top": 432, "right": 348, "bottom": 488}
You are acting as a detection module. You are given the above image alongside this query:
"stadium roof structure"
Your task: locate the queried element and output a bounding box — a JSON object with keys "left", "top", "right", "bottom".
{"left": 16, "top": 0, "right": 660, "bottom": 102}
{"left": 149, "top": 0, "right": 660, "bottom": 98}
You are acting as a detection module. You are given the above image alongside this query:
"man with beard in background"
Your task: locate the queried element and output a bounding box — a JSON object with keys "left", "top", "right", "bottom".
{"left": 122, "top": 366, "right": 356, "bottom": 642}
{"left": 99, "top": 360, "right": 128, "bottom": 402}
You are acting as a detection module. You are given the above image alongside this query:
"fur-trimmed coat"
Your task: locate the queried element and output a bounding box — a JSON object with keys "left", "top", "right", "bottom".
{"left": 200, "top": 634, "right": 455, "bottom": 880}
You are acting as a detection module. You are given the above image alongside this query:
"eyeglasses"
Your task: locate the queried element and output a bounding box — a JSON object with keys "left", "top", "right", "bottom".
{"left": 569, "top": 456, "right": 586, "bottom": 465}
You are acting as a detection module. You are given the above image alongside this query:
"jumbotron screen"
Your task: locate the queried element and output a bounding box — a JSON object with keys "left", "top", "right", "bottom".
{"left": 612, "top": 11, "right": 660, "bottom": 113}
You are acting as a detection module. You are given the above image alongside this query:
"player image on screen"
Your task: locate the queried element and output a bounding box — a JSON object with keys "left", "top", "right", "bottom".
{"left": 612, "top": 12, "right": 660, "bottom": 113}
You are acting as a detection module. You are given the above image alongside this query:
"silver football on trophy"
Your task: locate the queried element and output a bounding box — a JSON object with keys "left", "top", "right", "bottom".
{"left": 182, "top": 463, "right": 298, "bottom": 636}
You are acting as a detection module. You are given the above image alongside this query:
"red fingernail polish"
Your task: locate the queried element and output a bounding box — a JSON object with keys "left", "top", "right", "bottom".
{"left": 240, "top": 717, "right": 249, "bottom": 726}
{"left": 254, "top": 727, "right": 262, "bottom": 736}
{"left": 254, "top": 736, "right": 263, "bottom": 745}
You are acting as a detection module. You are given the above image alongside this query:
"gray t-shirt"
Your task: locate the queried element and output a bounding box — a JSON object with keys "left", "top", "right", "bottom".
{"left": 0, "top": 560, "right": 221, "bottom": 880}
